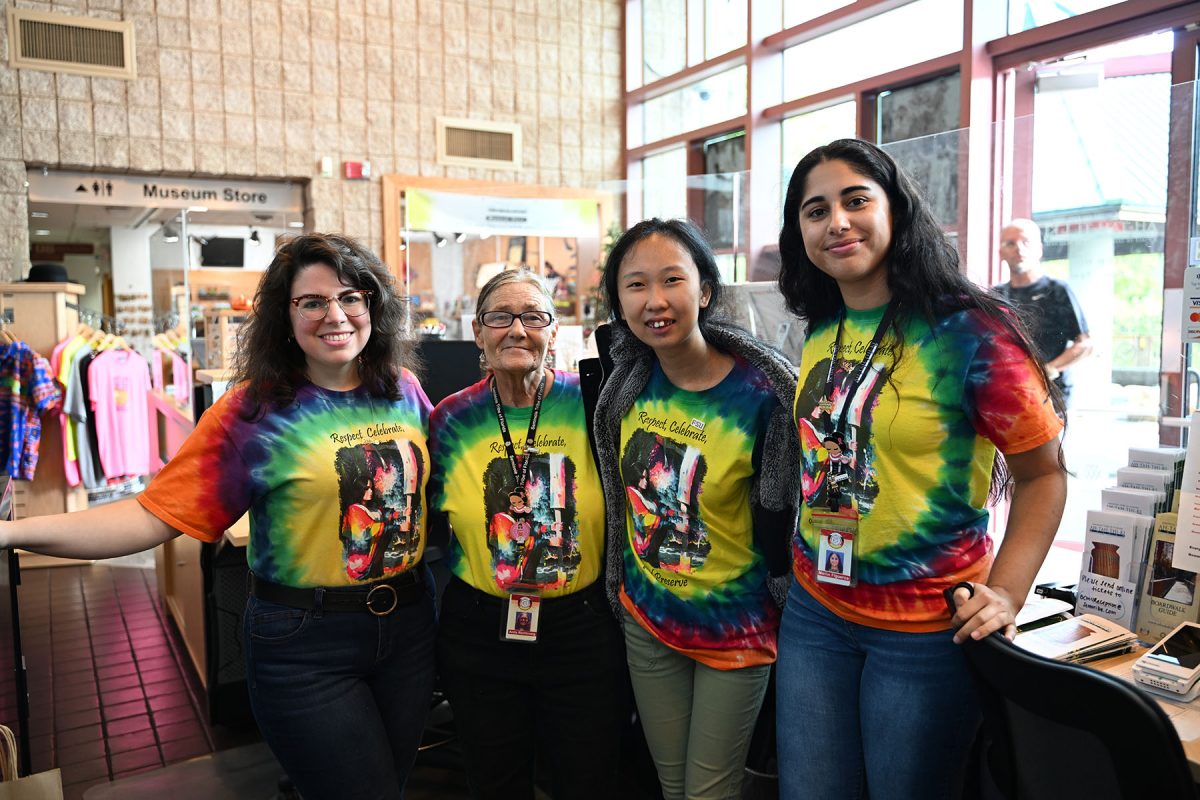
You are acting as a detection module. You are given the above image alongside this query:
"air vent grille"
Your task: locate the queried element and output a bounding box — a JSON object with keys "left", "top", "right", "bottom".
{"left": 7, "top": 9, "right": 136, "bottom": 80}
{"left": 437, "top": 118, "right": 522, "bottom": 169}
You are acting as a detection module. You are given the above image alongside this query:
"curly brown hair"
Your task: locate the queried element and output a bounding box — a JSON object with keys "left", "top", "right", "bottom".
{"left": 230, "top": 233, "right": 417, "bottom": 418}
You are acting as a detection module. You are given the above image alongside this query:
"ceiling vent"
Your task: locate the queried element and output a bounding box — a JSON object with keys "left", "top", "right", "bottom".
{"left": 437, "top": 117, "right": 522, "bottom": 170}
{"left": 7, "top": 8, "right": 136, "bottom": 80}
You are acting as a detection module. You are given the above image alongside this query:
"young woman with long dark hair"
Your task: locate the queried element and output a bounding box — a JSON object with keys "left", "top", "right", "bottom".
{"left": 775, "top": 139, "right": 1067, "bottom": 799}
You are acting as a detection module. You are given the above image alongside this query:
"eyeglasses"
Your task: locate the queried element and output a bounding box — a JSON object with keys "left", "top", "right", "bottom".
{"left": 290, "top": 290, "right": 373, "bottom": 321}
{"left": 478, "top": 310, "right": 555, "bottom": 329}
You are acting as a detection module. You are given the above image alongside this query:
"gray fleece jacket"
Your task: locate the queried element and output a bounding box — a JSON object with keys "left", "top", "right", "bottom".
{"left": 595, "top": 320, "right": 802, "bottom": 615}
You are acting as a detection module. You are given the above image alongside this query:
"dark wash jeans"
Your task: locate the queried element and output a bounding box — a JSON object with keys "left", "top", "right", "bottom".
{"left": 243, "top": 565, "right": 438, "bottom": 800}
{"left": 436, "top": 576, "right": 625, "bottom": 800}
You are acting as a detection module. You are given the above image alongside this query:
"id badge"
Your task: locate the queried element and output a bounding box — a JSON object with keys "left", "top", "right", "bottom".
{"left": 503, "top": 593, "right": 542, "bottom": 643}
{"left": 811, "top": 511, "right": 857, "bottom": 588}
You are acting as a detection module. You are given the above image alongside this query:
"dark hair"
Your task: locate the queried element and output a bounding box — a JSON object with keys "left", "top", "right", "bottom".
{"left": 231, "top": 232, "right": 416, "bottom": 418}
{"left": 778, "top": 138, "right": 1065, "bottom": 496}
{"left": 601, "top": 218, "right": 723, "bottom": 330}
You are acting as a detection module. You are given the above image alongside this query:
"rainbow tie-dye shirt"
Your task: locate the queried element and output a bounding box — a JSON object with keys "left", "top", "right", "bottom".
{"left": 619, "top": 356, "right": 781, "bottom": 669}
{"left": 429, "top": 371, "right": 604, "bottom": 598}
{"left": 793, "top": 305, "right": 1063, "bottom": 631}
{"left": 138, "top": 371, "right": 431, "bottom": 588}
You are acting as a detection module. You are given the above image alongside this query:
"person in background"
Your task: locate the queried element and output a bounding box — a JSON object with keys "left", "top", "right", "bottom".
{"left": 429, "top": 269, "right": 623, "bottom": 800}
{"left": 596, "top": 218, "right": 799, "bottom": 800}
{"left": 993, "top": 218, "right": 1091, "bottom": 406}
{"left": 0, "top": 234, "right": 437, "bottom": 800}
{"left": 775, "top": 139, "right": 1068, "bottom": 799}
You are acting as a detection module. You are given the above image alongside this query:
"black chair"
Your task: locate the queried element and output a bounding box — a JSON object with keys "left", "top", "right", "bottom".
{"left": 948, "top": 585, "right": 1197, "bottom": 800}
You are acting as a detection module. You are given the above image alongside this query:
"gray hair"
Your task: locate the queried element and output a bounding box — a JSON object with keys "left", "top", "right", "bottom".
{"left": 475, "top": 268, "right": 555, "bottom": 318}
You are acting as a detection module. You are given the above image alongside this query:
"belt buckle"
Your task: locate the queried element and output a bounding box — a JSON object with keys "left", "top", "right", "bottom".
{"left": 366, "top": 583, "right": 399, "bottom": 616}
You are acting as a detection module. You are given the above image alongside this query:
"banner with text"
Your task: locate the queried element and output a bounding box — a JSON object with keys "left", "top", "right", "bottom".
{"left": 405, "top": 188, "right": 600, "bottom": 238}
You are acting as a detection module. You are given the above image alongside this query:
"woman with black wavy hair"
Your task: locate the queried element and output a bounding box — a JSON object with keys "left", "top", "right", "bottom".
{"left": 775, "top": 138, "right": 1067, "bottom": 799}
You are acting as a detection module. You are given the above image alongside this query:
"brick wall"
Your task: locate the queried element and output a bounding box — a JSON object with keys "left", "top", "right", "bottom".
{"left": 0, "top": 0, "right": 625, "bottom": 280}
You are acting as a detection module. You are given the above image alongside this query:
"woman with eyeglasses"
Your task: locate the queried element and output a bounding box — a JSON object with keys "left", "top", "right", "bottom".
{"left": 594, "top": 218, "right": 799, "bottom": 800}
{"left": 0, "top": 233, "right": 438, "bottom": 800}
{"left": 428, "top": 269, "right": 624, "bottom": 800}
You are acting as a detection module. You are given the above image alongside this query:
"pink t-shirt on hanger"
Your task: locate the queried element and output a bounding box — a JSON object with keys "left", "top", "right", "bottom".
{"left": 88, "top": 349, "right": 151, "bottom": 478}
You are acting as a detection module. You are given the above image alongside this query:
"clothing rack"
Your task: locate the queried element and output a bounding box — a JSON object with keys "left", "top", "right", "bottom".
{"left": 0, "top": 282, "right": 89, "bottom": 518}
{"left": 64, "top": 302, "right": 125, "bottom": 335}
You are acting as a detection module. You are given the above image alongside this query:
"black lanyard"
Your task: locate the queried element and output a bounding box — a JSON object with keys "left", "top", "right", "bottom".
{"left": 489, "top": 371, "right": 547, "bottom": 492}
{"left": 822, "top": 300, "right": 898, "bottom": 438}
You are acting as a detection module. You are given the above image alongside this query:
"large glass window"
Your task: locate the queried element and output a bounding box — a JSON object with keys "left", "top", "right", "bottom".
{"left": 705, "top": 0, "right": 748, "bottom": 59}
{"left": 782, "top": 0, "right": 852, "bottom": 29}
{"left": 781, "top": 99, "right": 857, "bottom": 177}
{"left": 877, "top": 72, "right": 961, "bottom": 227}
{"left": 642, "top": 147, "right": 689, "bottom": 221}
{"left": 1008, "top": 0, "right": 1127, "bottom": 35}
{"left": 782, "top": 0, "right": 961, "bottom": 101}
{"left": 643, "top": 64, "right": 748, "bottom": 143}
{"left": 644, "top": 0, "right": 687, "bottom": 84}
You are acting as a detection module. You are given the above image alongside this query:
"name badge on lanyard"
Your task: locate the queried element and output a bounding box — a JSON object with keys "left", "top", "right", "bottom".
{"left": 490, "top": 372, "right": 548, "bottom": 642}
{"left": 811, "top": 511, "right": 857, "bottom": 587}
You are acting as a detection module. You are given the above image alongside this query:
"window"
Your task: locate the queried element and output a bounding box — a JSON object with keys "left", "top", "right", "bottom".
{"left": 782, "top": 0, "right": 852, "bottom": 29}
{"left": 705, "top": 0, "right": 747, "bottom": 60}
{"left": 877, "top": 72, "right": 961, "bottom": 226}
{"left": 643, "top": 64, "right": 748, "bottom": 144}
{"left": 1008, "top": 0, "right": 1126, "bottom": 35}
{"left": 644, "top": 0, "right": 687, "bottom": 84}
{"left": 642, "top": 147, "right": 689, "bottom": 221}
{"left": 781, "top": 100, "right": 857, "bottom": 177}
{"left": 782, "top": 0, "right": 962, "bottom": 101}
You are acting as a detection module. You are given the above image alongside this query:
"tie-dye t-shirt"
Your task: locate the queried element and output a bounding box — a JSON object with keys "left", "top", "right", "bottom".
{"left": 793, "top": 305, "right": 1063, "bottom": 632}
{"left": 429, "top": 371, "right": 604, "bottom": 598}
{"left": 138, "top": 370, "right": 432, "bottom": 588}
{"left": 618, "top": 356, "right": 781, "bottom": 670}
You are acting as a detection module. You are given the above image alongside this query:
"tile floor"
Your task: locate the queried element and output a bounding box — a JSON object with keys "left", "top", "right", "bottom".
{"left": 12, "top": 559, "right": 480, "bottom": 800}
{"left": 17, "top": 562, "right": 214, "bottom": 800}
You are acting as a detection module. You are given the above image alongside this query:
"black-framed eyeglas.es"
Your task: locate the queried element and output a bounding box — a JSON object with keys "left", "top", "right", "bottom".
{"left": 478, "top": 310, "right": 554, "bottom": 329}
{"left": 290, "top": 290, "right": 373, "bottom": 321}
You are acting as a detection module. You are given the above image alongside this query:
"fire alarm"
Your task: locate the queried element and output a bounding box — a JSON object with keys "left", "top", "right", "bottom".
{"left": 343, "top": 160, "right": 371, "bottom": 180}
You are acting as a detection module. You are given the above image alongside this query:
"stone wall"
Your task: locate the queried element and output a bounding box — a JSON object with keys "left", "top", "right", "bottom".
{"left": 0, "top": 0, "right": 625, "bottom": 279}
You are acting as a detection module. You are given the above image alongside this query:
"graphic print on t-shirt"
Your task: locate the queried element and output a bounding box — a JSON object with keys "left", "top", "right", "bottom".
{"left": 335, "top": 438, "right": 425, "bottom": 581}
{"left": 482, "top": 452, "right": 582, "bottom": 591}
{"left": 621, "top": 429, "right": 711, "bottom": 573}
{"left": 795, "top": 346, "right": 890, "bottom": 516}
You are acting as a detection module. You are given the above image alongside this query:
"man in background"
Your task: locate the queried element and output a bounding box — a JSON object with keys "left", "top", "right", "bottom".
{"left": 994, "top": 218, "right": 1092, "bottom": 406}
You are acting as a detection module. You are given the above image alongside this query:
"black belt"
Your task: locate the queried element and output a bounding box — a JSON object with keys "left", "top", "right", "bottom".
{"left": 250, "top": 569, "right": 424, "bottom": 616}
{"left": 449, "top": 575, "right": 605, "bottom": 610}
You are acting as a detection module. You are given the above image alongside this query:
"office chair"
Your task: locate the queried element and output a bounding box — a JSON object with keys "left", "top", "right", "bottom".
{"left": 947, "top": 584, "right": 1198, "bottom": 800}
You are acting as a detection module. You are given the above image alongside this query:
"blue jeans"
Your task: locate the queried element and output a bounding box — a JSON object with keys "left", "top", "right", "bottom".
{"left": 243, "top": 566, "right": 438, "bottom": 800}
{"left": 776, "top": 578, "right": 979, "bottom": 800}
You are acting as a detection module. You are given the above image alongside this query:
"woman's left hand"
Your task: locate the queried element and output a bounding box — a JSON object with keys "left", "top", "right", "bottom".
{"left": 949, "top": 582, "right": 1018, "bottom": 644}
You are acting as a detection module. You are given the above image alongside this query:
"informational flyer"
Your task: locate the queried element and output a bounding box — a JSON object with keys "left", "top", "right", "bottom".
{"left": 1171, "top": 414, "right": 1200, "bottom": 572}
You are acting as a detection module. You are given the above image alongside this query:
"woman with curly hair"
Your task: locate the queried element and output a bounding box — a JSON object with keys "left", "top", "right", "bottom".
{"left": 0, "top": 233, "right": 437, "bottom": 800}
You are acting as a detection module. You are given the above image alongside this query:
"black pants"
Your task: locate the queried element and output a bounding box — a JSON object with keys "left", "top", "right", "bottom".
{"left": 436, "top": 577, "right": 625, "bottom": 800}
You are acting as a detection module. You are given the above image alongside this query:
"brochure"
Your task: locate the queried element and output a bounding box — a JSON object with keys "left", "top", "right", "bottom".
{"left": 1136, "top": 513, "right": 1200, "bottom": 644}
{"left": 1014, "top": 613, "right": 1138, "bottom": 664}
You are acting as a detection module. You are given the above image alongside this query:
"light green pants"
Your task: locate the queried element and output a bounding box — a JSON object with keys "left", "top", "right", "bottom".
{"left": 622, "top": 613, "right": 772, "bottom": 800}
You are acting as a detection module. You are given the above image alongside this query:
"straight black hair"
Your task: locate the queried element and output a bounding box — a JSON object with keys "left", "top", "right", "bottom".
{"left": 601, "top": 217, "right": 723, "bottom": 330}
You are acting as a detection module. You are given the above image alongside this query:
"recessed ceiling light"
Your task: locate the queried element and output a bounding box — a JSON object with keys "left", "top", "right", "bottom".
{"left": 288, "top": 221, "right": 304, "bottom": 228}
{"left": 30, "top": 211, "right": 48, "bottom": 219}
{"left": 34, "top": 229, "right": 50, "bottom": 236}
